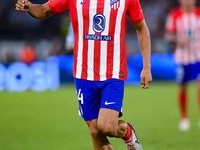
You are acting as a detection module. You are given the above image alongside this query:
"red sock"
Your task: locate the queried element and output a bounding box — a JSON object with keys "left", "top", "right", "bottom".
{"left": 179, "top": 91, "right": 187, "bottom": 118}
{"left": 122, "top": 124, "right": 132, "bottom": 141}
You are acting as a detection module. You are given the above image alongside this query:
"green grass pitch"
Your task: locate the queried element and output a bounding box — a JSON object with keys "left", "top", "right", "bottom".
{"left": 0, "top": 82, "right": 200, "bottom": 150}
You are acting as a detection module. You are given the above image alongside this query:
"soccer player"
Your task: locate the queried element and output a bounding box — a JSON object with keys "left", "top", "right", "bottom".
{"left": 15, "top": 0, "right": 152, "bottom": 149}
{"left": 165, "top": 0, "right": 200, "bottom": 131}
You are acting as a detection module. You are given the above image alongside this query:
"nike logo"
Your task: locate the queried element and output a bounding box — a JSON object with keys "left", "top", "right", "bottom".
{"left": 80, "top": 1, "right": 90, "bottom": 5}
{"left": 105, "top": 101, "right": 116, "bottom": 105}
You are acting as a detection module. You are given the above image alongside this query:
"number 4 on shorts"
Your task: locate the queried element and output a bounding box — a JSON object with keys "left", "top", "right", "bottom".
{"left": 78, "top": 89, "right": 84, "bottom": 104}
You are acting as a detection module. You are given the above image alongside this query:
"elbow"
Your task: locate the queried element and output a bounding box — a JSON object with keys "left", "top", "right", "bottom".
{"left": 36, "top": 4, "right": 52, "bottom": 19}
{"left": 40, "top": 11, "right": 48, "bottom": 19}
{"left": 42, "top": 4, "right": 54, "bottom": 19}
{"left": 39, "top": 7, "right": 49, "bottom": 19}
{"left": 27, "top": 6, "right": 49, "bottom": 19}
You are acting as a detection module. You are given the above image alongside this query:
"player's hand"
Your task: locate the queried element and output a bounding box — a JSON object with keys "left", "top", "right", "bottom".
{"left": 15, "top": 0, "right": 31, "bottom": 12}
{"left": 177, "top": 36, "right": 190, "bottom": 46}
{"left": 140, "top": 68, "right": 152, "bottom": 89}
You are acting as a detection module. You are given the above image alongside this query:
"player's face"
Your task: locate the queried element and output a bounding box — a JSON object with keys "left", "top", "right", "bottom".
{"left": 179, "top": 0, "right": 196, "bottom": 8}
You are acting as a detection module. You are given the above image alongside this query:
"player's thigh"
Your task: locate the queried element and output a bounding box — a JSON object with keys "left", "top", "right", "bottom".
{"left": 98, "top": 108, "right": 120, "bottom": 131}
{"left": 98, "top": 79, "right": 125, "bottom": 132}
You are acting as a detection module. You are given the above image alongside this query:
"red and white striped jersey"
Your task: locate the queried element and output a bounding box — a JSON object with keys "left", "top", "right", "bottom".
{"left": 47, "top": 0, "right": 144, "bottom": 81}
{"left": 166, "top": 7, "right": 200, "bottom": 65}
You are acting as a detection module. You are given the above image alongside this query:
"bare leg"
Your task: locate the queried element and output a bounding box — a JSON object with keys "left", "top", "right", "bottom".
{"left": 96, "top": 108, "right": 142, "bottom": 150}
{"left": 97, "top": 108, "right": 127, "bottom": 138}
{"left": 86, "top": 119, "right": 114, "bottom": 150}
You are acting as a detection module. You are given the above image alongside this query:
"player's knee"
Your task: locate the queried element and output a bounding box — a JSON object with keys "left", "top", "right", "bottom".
{"left": 87, "top": 121, "right": 100, "bottom": 138}
{"left": 89, "top": 127, "right": 100, "bottom": 138}
{"left": 97, "top": 122, "right": 116, "bottom": 137}
{"left": 180, "top": 84, "right": 187, "bottom": 92}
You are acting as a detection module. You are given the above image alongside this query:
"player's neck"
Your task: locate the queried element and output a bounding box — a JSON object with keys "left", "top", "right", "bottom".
{"left": 181, "top": 5, "right": 195, "bottom": 13}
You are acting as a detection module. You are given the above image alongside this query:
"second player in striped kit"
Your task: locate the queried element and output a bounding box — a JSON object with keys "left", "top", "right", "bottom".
{"left": 165, "top": 0, "right": 200, "bottom": 131}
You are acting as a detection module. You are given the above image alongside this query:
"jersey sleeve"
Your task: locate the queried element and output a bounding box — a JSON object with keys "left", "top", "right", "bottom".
{"left": 47, "top": 0, "right": 69, "bottom": 14}
{"left": 165, "top": 12, "right": 176, "bottom": 33}
{"left": 127, "top": 0, "right": 144, "bottom": 24}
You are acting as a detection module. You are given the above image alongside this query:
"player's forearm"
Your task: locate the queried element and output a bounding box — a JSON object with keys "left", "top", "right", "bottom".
{"left": 137, "top": 23, "right": 151, "bottom": 69}
{"left": 165, "top": 32, "right": 190, "bottom": 46}
{"left": 15, "top": 0, "right": 54, "bottom": 19}
{"left": 164, "top": 32, "right": 177, "bottom": 43}
{"left": 27, "top": 3, "right": 52, "bottom": 19}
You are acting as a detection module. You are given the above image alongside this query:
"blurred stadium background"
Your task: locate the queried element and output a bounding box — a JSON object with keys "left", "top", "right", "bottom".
{"left": 0, "top": 0, "right": 200, "bottom": 150}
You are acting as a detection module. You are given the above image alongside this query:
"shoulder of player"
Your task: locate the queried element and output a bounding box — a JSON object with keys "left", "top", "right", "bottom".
{"left": 168, "top": 7, "right": 182, "bottom": 17}
{"left": 194, "top": 7, "right": 200, "bottom": 15}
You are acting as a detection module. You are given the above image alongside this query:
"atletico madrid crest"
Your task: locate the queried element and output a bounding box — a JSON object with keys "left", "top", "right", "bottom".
{"left": 110, "top": 0, "right": 120, "bottom": 10}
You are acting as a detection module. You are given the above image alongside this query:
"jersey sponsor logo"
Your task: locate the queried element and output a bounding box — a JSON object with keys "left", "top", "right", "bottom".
{"left": 85, "top": 14, "right": 113, "bottom": 41}
{"left": 110, "top": 0, "right": 120, "bottom": 10}
{"left": 80, "top": 1, "right": 90, "bottom": 5}
{"left": 93, "top": 14, "right": 106, "bottom": 33}
{"left": 84, "top": 34, "right": 113, "bottom": 41}
{"left": 105, "top": 101, "right": 116, "bottom": 105}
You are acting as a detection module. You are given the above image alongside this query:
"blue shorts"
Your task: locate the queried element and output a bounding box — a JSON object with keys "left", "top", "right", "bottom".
{"left": 75, "top": 78, "right": 124, "bottom": 121}
{"left": 176, "top": 62, "right": 200, "bottom": 84}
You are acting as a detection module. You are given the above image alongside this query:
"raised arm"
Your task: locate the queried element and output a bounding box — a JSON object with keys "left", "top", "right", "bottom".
{"left": 134, "top": 20, "right": 152, "bottom": 89}
{"left": 15, "top": 0, "right": 54, "bottom": 19}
